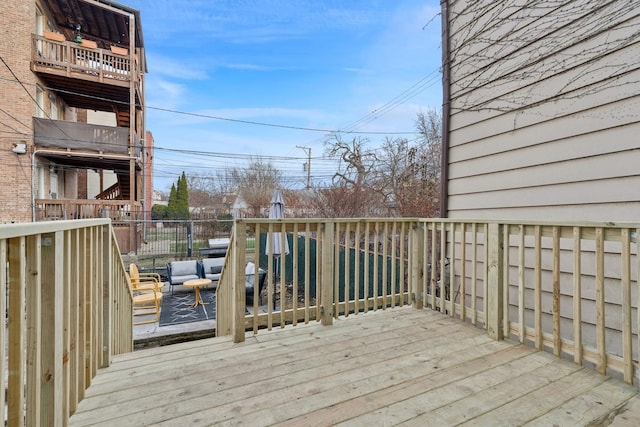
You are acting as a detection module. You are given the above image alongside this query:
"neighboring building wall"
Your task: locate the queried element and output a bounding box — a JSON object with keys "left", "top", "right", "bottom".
{"left": 0, "top": 1, "right": 35, "bottom": 222}
{"left": 443, "top": 0, "right": 640, "bottom": 222}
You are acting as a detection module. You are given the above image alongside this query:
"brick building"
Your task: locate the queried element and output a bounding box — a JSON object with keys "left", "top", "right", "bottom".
{"left": 0, "top": 0, "right": 148, "bottom": 251}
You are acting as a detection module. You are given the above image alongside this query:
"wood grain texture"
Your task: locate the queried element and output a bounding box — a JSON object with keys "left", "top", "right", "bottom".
{"left": 70, "top": 307, "right": 638, "bottom": 426}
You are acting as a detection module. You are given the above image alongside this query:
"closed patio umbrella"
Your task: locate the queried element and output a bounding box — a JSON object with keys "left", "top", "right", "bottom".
{"left": 265, "top": 190, "right": 289, "bottom": 283}
{"left": 265, "top": 189, "right": 289, "bottom": 257}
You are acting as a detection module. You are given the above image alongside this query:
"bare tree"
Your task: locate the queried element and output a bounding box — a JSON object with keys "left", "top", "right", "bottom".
{"left": 309, "top": 184, "right": 381, "bottom": 218}
{"left": 320, "top": 135, "right": 384, "bottom": 217}
{"left": 374, "top": 137, "right": 417, "bottom": 216}
{"left": 321, "top": 112, "right": 442, "bottom": 218}
{"left": 412, "top": 108, "right": 442, "bottom": 217}
{"left": 371, "top": 109, "right": 442, "bottom": 217}
{"left": 325, "top": 135, "right": 377, "bottom": 187}
{"left": 231, "top": 158, "right": 283, "bottom": 217}
{"left": 187, "top": 173, "right": 217, "bottom": 217}
{"left": 215, "top": 168, "right": 235, "bottom": 196}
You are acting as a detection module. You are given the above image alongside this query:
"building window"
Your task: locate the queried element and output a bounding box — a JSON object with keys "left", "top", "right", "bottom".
{"left": 49, "top": 93, "right": 58, "bottom": 120}
{"left": 35, "top": 85, "right": 44, "bottom": 118}
{"left": 37, "top": 165, "right": 45, "bottom": 199}
{"left": 35, "top": 7, "right": 44, "bottom": 36}
{"left": 49, "top": 165, "right": 58, "bottom": 199}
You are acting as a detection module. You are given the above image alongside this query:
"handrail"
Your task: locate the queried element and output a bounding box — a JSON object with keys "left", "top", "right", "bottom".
{"left": 218, "top": 218, "right": 416, "bottom": 338}
{"left": 32, "top": 34, "right": 133, "bottom": 84}
{"left": 95, "top": 182, "right": 122, "bottom": 200}
{"left": 215, "top": 233, "right": 234, "bottom": 337}
{"left": 34, "top": 199, "right": 142, "bottom": 221}
{"left": 0, "top": 219, "right": 132, "bottom": 425}
{"left": 217, "top": 218, "right": 640, "bottom": 388}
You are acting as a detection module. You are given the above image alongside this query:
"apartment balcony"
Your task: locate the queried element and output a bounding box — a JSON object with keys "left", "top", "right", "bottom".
{"left": 33, "top": 117, "right": 140, "bottom": 157}
{"left": 34, "top": 199, "right": 141, "bottom": 221}
{"left": 31, "top": 34, "right": 143, "bottom": 114}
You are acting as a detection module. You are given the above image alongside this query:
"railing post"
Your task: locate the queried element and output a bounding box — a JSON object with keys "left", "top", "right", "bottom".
{"left": 411, "top": 222, "right": 424, "bottom": 309}
{"left": 320, "top": 222, "right": 334, "bottom": 326}
{"left": 487, "top": 223, "right": 504, "bottom": 340}
{"left": 40, "top": 231, "right": 65, "bottom": 425}
{"left": 101, "top": 225, "right": 112, "bottom": 367}
{"left": 233, "top": 221, "right": 247, "bottom": 342}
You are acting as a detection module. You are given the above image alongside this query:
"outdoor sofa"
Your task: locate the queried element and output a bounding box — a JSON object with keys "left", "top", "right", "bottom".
{"left": 245, "top": 262, "right": 267, "bottom": 304}
{"left": 166, "top": 260, "right": 200, "bottom": 294}
{"left": 167, "top": 259, "right": 267, "bottom": 303}
{"left": 198, "top": 257, "right": 225, "bottom": 289}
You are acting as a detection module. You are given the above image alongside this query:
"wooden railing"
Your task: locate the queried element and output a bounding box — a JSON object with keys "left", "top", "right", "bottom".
{"left": 217, "top": 218, "right": 640, "bottom": 387}
{"left": 35, "top": 199, "right": 142, "bottom": 221}
{"left": 32, "top": 35, "right": 133, "bottom": 86}
{"left": 95, "top": 182, "right": 122, "bottom": 200}
{"left": 216, "top": 219, "right": 416, "bottom": 339}
{"left": 33, "top": 117, "right": 139, "bottom": 156}
{"left": 0, "top": 219, "right": 133, "bottom": 425}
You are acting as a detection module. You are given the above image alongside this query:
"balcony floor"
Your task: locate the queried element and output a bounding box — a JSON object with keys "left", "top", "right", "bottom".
{"left": 70, "top": 307, "right": 640, "bottom": 426}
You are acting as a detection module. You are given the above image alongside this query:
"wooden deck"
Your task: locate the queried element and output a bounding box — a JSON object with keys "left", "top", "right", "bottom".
{"left": 69, "top": 307, "right": 640, "bottom": 426}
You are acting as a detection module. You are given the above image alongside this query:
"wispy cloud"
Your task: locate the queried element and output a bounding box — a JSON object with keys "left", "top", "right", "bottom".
{"left": 223, "top": 63, "right": 281, "bottom": 72}
{"left": 344, "top": 67, "right": 370, "bottom": 74}
{"left": 147, "top": 54, "right": 209, "bottom": 80}
{"left": 133, "top": 0, "right": 385, "bottom": 44}
{"left": 124, "top": 0, "right": 444, "bottom": 191}
{"left": 145, "top": 77, "right": 187, "bottom": 110}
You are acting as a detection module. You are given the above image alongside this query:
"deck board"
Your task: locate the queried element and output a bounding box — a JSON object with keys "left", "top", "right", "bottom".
{"left": 69, "top": 307, "right": 638, "bottom": 426}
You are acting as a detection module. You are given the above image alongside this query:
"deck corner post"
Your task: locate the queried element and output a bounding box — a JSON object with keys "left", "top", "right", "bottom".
{"left": 487, "top": 223, "right": 504, "bottom": 340}
{"left": 232, "top": 221, "right": 247, "bottom": 343}
{"left": 101, "top": 224, "right": 112, "bottom": 367}
{"left": 320, "top": 222, "right": 334, "bottom": 326}
{"left": 411, "top": 222, "right": 424, "bottom": 310}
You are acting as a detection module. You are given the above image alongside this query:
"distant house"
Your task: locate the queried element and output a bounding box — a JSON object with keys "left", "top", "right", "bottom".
{"left": 229, "top": 193, "right": 248, "bottom": 218}
{"left": 440, "top": 0, "right": 640, "bottom": 222}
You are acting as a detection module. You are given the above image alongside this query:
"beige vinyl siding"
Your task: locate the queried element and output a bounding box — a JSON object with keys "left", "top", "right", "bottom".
{"left": 451, "top": 228, "right": 639, "bottom": 364}
{"left": 445, "top": 0, "right": 640, "bottom": 221}
{"left": 447, "top": 203, "right": 640, "bottom": 221}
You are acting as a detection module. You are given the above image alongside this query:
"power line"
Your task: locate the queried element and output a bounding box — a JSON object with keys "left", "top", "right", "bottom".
{"left": 0, "top": 108, "right": 31, "bottom": 132}
{"left": 337, "top": 71, "right": 441, "bottom": 134}
{"left": 146, "top": 106, "right": 418, "bottom": 135}
{"left": 0, "top": 56, "right": 78, "bottom": 144}
{"left": 0, "top": 75, "right": 430, "bottom": 136}
{"left": 0, "top": 119, "right": 29, "bottom": 136}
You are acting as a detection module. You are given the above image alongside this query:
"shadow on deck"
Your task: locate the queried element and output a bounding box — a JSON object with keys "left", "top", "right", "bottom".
{"left": 73, "top": 307, "right": 640, "bottom": 426}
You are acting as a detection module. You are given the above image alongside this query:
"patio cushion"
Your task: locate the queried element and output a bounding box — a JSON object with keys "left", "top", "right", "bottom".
{"left": 199, "top": 258, "right": 225, "bottom": 286}
{"left": 167, "top": 261, "right": 200, "bottom": 294}
{"left": 245, "top": 262, "right": 266, "bottom": 303}
{"left": 170, "top": 260, "right": 198, "bottom": 277}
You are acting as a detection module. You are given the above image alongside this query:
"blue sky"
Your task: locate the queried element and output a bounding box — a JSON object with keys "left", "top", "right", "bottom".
{"left": 124, "top": 0, "right": 443, "bottom": 192}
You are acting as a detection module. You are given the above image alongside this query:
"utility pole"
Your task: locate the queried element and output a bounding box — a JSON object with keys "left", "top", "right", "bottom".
{"left": 297, "top": 145, "right": 311, "bottom": 189}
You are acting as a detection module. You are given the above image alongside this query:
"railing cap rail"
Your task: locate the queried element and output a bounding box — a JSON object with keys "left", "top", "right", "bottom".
{"left": 238, "top": 217, "right": 640, "bottom": 229}
{"left": 0, "top": 219, "right": 110, "bottom": 239}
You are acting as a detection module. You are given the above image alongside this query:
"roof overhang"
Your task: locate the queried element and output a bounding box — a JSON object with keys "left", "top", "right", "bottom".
{"left": 41, "top": 0, "right": 147, "bottom": 72}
